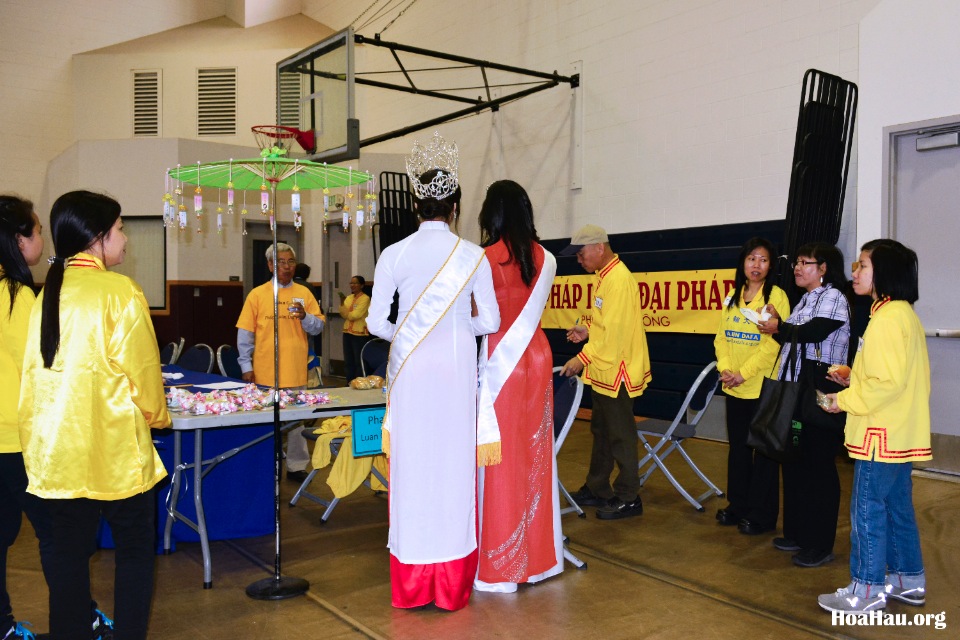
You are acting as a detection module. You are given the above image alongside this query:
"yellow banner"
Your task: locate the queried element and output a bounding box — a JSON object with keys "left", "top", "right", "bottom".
{"left": 541, "top": 268, "right": 736, "bottom": 334}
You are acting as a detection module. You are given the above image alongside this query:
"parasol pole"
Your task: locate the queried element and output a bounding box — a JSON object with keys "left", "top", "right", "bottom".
{"left": 246, "top": 175, "right": 309, "bottom": 600}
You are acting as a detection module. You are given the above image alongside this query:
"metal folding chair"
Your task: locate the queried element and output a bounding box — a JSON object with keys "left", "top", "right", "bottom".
{"left": 216, "top": 344, "right": 243, "bottom": 379}
{"left": 552, "top": 367, "right": 587, "bottom": 569}
{"left": 636, "top": 361, "right": 724, "bottom": 512}
{"left": 159, "top": 342, "right": 178, "bottom": 365}
{"left": 178, "top": 343, "right": 215, "bottom": 374}
{"left": 288, "top": 430, "right": 387, "bottom": 523}
{"left": 360, "top": 338, "right": 390, "bottom": 377}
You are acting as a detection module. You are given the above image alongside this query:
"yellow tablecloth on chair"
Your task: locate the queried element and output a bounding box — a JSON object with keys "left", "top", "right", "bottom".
{"left": 311, "top": 416, "right": 388, "bottom": 498}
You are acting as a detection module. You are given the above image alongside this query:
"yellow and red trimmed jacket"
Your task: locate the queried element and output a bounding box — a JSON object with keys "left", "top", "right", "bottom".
{"left": 838, "top": 298, "right": 931, "bottom": 462}
{"left": 576, "top": 255, "right": 651, "bottom": 398}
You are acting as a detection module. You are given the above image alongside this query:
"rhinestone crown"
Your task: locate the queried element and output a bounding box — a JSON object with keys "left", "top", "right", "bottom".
{"left": 405, "top": 131, "right": 459, "bottom": 200}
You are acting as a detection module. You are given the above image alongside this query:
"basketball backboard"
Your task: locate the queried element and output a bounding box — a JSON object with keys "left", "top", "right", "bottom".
{"left": 277, "top": 28, "right": 359, "bottom": 163}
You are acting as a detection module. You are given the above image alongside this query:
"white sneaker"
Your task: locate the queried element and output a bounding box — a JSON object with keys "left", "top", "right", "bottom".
{"left": 818, "top": 585, "right": 886, "bottom": 614}
{"left": 884, "top": 583, "right": 925, "bottom": 606}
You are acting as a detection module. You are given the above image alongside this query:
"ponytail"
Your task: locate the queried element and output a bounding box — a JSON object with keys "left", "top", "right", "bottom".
{"left": 40, "top": 257, "right": 65, "bottom": 368}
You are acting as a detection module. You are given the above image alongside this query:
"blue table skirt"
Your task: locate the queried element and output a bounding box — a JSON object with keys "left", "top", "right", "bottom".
{"left": 98, "top": 366, "right": 276, "bottom": 551}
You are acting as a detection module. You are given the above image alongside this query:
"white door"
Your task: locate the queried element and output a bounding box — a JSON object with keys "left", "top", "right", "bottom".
{"left": 889, "top": 125, "right": 960, "bottom": 472}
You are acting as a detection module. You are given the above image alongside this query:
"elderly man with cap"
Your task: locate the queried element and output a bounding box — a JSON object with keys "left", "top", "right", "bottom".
{"left": 560, "top": 225, "right": 651, "bottom": 520}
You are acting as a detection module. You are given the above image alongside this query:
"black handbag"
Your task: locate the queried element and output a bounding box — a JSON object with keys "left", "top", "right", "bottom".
{"left": 746, "top": 331, "right": 802, "bottom": 462}
{"left": 795, "top": 350, "right": 847, "bottom": 433}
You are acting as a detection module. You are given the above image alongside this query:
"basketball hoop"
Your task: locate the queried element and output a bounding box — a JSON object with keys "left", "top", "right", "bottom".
{"left": 252, "top": 125, "right": 316, "bottom": 155}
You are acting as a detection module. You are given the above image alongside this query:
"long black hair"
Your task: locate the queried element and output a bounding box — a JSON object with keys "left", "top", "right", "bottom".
{"left": 478, "top": 180, "right": 540, "bottom": 286}
{"left": 41, "top": 191, "right": 121, "bottom": 368}
{"left": 794, "top": 241, "right": 848, "bottom": 293}
{"left": 727, "top": 237, "right": 776, "bottom": 309}
{"left": 0, "top": 195, "right": 36, "bottom": 316}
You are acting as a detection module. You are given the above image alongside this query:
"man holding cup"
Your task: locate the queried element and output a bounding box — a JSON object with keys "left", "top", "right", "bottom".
{"left": 236, "top": 242, "right": 325, "bottom": 481}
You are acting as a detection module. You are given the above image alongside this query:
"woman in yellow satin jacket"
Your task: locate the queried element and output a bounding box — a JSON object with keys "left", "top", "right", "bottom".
{"left": 0, "top": 195, "right": 51, "bottom": 640}
{"left": 19, "top": 191, "right": 170, "bottom": 640}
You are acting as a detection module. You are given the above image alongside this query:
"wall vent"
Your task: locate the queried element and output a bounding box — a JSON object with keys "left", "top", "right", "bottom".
{"left": 197, "top": 67, "right": 237, "bottom": 136}
{"left": 278, "top": 71, "right": 302, "bottom": 128}
{"left": 133, "top": 70, "right": 161, "bottom": 137}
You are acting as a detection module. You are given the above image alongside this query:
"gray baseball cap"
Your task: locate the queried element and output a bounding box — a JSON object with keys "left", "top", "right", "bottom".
{"left": 558, "top": 224, "right": 609, "bottom": 256}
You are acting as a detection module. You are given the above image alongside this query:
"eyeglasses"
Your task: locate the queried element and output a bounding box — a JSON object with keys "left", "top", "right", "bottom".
{"left": 274, "top": 259, "right": 297, "bottom": 267}
{"left": 793, "top": 259, "right": 819, "bottom": 268}
{"left": 851, "top": 261, "right": 860, "bottom": 273}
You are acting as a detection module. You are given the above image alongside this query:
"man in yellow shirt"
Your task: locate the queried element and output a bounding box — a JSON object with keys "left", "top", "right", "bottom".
{"left": 560, "top": 225, "right": 651, "bottom": 520}
{"left": 236, "top": 243, "right": 325, "bottom": 482}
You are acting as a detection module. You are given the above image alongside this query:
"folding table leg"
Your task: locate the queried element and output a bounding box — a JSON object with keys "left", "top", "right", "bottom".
{"left": 163, "top": 431, "right": 183, "bottom": 554}
{"left": 192, "top": 430, "right": 212, "bottom": 588}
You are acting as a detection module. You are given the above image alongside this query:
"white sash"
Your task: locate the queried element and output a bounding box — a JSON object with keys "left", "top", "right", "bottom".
{"left": 382, "top": 237, "right": 484, "bottom": 435}
{"left": 477, "top": 248, "right": 557, "bottom": 446}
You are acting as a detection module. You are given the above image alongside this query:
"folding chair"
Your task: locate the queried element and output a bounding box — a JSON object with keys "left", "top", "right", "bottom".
{"left": 173, "top": 337, "right": 185, "bottom": 364}
{"left": 178, "top": 343, "right": 215, "bottom": 374}
{"left": 552, "top": 367, "right": 587, "bottom": 569}
{"left": 159, "top": 341, "right": 178, "bottom": 365}
{"left": 553, "top": 367, "right": 585, "bottom": 518}
{"left": 216, "top": 344, "right": 243, "bottom": 379}
{"left": 360, "top": 338, "right": 390, "bottom": 377}
{"left": 636, "top": 361, "right": 724, "bottom": 512}
{"left": 288, "top": 430, "right": 388, "bottom": 524}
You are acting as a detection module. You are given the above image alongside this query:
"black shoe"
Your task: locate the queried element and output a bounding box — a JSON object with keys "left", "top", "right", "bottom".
{"left": 286, "top": 469, "right": 310, "bottom": 483}
{"left": 596, "top": 496, "right": 643, "bottom": 520}
{"left": 792, "top": 548, "right": 835, "bottom": 567}
{"left": 569, "top": 485, "right": 610, "bottom": 508}
{"left": 737, "top": 519, "right": 774, "bottom": 535}
{"left": 773, "top": 537, "right": 801, "bottom": 551}
{"left": 716, "top": 508, "right": 741, "bottom": 526}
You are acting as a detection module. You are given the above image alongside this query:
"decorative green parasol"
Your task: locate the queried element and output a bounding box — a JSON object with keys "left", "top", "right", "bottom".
{"left": 168, "top": 152, "right": 372, "bottom": 191}
{"left": 165, "top": 142, "right": 375, "bottom": 601}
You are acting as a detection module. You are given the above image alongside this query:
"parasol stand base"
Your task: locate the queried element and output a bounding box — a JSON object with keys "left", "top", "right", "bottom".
{"left": 245, "top": 575, "right": 309, "bottom": 600}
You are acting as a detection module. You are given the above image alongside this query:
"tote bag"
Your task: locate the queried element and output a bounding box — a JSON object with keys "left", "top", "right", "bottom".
{"left": 747, "top": 332, "right": 802, "bottom": 462}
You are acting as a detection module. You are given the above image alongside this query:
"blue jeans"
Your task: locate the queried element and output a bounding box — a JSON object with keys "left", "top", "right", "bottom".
{"left": 849, "top": 459, "right": 925, "bottom": 597}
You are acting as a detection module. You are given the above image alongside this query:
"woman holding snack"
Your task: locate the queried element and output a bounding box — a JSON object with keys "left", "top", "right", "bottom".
{"left": 713, "top": 237, "right": 790, "bottom": 535}
{"left": 816, "top": 239, "right": 931, "bottom": 615}
{"left": 758, "top": 242, "right": 850, "bottom": 568}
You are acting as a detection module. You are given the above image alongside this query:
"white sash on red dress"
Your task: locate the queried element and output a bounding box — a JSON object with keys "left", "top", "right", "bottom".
{"left": 476, "top": 250, "right": 557, "bottom": 447}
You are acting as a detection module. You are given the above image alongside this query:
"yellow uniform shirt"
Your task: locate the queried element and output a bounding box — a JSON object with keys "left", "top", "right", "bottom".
{"left": 0, "top": 275, "right": 34, "bottom": 453}
{"left": 714, "top": 285, "right": 790, "bottom": 400}
{"left": 838, "top": 299, "right": 932, "bottom": 462}
{"left": 576, "top": 256, "right": 651, "bottom": 398}
{"left": 339, "top": 292, "right": 370, "bottom": 336}
{"left": 236, "top": 281, "right": 323, "bottom": 388}
{"left": 19, "top": 254, "right": 170, "bottom": 499}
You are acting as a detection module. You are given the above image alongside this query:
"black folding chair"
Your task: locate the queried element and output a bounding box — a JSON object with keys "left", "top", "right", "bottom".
{"left": 178, "top": 343, "right": 214, "bottom": 374}
{"left": 216, "top": 344, "right": 243, "bottom": 379}
{"left": 360, "top": 338, "right": 390, "bottom": 377}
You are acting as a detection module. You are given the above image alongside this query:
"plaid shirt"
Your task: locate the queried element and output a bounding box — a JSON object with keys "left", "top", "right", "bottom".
{"left": 780, "top": 284, "right": 850, "bottom": 380}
